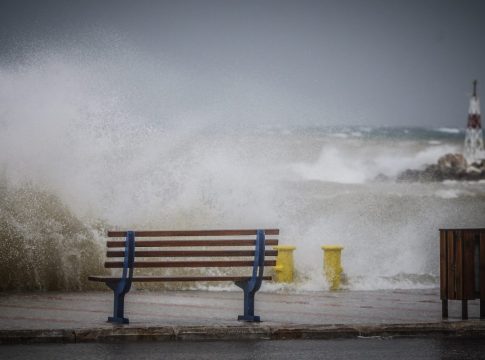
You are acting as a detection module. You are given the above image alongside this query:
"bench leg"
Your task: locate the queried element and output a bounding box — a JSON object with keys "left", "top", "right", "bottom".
{"left": 461, "top": 300, "right": 468, "bottom": 320}
{"left": 237, "top": 288, "right": 260, "bottom": 322}
{"left": 106, "top": 281, "right": 129, "bottom": 324}
{"left": 442, "top": 299, "right": 448, "bottom": 319}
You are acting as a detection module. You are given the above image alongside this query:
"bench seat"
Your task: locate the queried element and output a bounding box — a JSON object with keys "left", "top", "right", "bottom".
{"left": 89, "top": 275, "right": 272, "bottom": 282}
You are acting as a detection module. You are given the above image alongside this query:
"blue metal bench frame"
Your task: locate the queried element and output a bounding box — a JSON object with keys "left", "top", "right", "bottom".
{"left": 105, "top": 229, "right": 267, "bottom": 324}
{"left": 106, "top": 231, "right": 135, "bottom": 324}
{"left": 235, "top": 229, "right": 265, "bottom": 322}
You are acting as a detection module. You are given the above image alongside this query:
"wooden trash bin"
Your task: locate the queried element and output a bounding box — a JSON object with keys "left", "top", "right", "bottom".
{"left": 440, "top": 228, "right": 485, "bottom": 320}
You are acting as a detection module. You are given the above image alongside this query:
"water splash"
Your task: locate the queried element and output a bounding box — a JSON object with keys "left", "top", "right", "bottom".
{"left": 0, "top": 178, "right": 105, "bottom": 290}
{"left": 1, "top": 49, "right": 484, "bottom": 291}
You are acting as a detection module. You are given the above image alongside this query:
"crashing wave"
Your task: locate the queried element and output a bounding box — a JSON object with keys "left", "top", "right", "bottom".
{"left": 0, "top": 179, "right": 106, "bottom": 291}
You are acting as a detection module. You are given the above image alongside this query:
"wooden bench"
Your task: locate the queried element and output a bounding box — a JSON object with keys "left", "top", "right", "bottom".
{"left": 89, "top": 229, "right": 279, "bottom": 324}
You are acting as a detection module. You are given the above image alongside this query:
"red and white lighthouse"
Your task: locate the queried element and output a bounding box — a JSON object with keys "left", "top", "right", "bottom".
{"left": 464, "top": 80, "right": 484, "bottom": 163}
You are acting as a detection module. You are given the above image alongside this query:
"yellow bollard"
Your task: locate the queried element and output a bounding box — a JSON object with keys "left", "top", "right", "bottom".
{"left": 272, "top": 245, "right": 296, "bottom": 283}
{"left": 321, "top": 245, "right": 344, "bottom": 290}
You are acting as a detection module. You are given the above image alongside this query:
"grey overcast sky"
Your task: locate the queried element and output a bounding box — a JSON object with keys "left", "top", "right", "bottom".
{"left": 1, "top": 0, "right": 484, "bottom": 128}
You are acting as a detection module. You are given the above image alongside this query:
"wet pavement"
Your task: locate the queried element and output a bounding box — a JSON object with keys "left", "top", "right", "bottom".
{"left": 3, "top": 338, "right": 485, "bottom": 360}
{"left": 0, "top": 288, "right": 483, "bottom": 343}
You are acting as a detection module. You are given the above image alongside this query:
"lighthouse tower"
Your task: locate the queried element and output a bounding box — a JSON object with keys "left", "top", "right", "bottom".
{"left": 464, "top": 80, "right": 484, "bottom": 163}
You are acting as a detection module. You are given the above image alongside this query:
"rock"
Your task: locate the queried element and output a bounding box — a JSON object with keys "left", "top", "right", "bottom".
{"left": 437, "top": 153, "right": 467, "bottom": 173}
{"left": 467, "top": 166, "right": 482, "bottom": 174}
{"left": 397, "top": 166, "right": 441, "bottom": 182}
{"left": 468, "top": 159, "right": 485, "bottom": 169}
{"left": 374, "top": 173, "right": 391, "bottom": 182}
{"left": 396, "top": 153, "right": 485, "bottom": 182}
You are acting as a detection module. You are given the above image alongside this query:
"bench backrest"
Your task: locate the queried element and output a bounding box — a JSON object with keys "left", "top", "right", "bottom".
{"left": 104, "top": 229, "right": 279, "bottom": 280}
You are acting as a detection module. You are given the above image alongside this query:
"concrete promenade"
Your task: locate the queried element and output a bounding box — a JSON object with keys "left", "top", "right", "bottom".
{"left": 0, "top": 288, "right": 484, "bottom": 343}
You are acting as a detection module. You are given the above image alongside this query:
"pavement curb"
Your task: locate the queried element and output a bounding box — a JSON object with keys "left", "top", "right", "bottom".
{"left": 0, "top": 329, "right": 76, "bottom": 344}
{"left": 270, "top": 321, "right": 485, "bottom": 339}
{"left": 1, "top": 322, "right": 485, "bottom": 344}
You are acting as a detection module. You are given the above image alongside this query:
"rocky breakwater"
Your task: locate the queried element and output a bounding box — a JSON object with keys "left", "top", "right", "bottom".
{"left": 397, "top": 153, "right": 485, "bottom": 182}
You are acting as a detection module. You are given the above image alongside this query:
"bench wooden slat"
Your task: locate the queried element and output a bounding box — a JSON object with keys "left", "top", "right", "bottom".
{"left": 88, "top": 275, "right": 272, "bottom": 282}
{"left": 107, "top": 229, "right": 280, "bottom": 237}
{"left": 107, "top": 239, "right": 279, "bottom": 248}
{"left": 106, "top": 250, "right": 278, "bottom": 258}
{"left": 105, "top": 260, "right": 277, "bottom": 268}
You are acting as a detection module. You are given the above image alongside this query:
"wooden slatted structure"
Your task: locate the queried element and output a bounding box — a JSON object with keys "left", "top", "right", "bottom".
{"left": 88, "top": 228, "right": 279, "bottom": 324}
{"left": 440, "top": 228, "right": 485, "bottom": 320}
{"left": 90, "top": 229, "right": 278, "bottom": 282}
